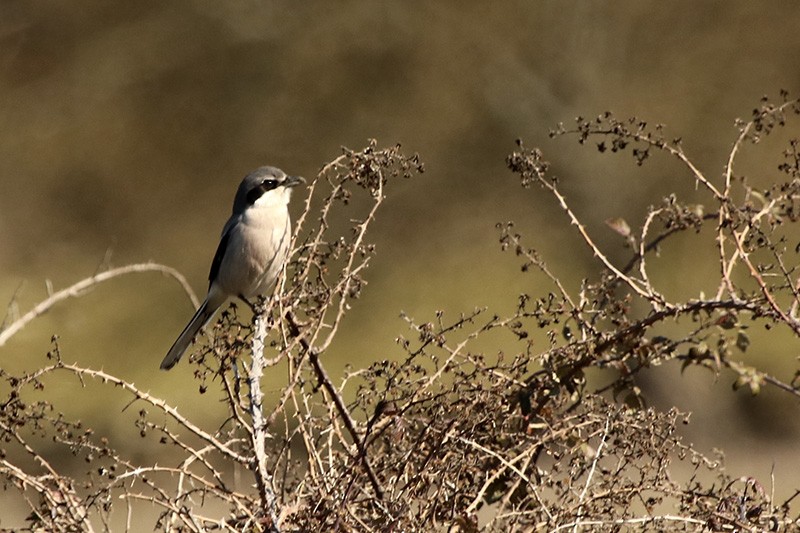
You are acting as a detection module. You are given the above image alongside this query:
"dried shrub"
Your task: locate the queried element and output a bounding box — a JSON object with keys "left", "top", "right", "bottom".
{"left": 1, "top": 94, "right": 800, "bottom": 532}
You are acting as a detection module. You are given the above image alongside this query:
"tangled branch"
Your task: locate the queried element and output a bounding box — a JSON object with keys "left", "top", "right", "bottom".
{"left": 1, "top": 95, "right": 799, "bottom": 532}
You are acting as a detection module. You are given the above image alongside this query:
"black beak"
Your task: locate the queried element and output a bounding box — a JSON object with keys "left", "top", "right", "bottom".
{"left": 285, "top": 175, "right": 306, "bottom": 188}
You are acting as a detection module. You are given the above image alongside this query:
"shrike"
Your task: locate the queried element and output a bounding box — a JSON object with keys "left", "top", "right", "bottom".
{"left": 160, "top": 166, "right": 304, "bottom": 370}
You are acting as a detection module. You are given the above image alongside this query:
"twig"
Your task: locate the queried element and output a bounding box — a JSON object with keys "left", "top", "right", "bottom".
{"left": 462, "top": 437, "right": 552, "bottom": 520}
{"left": 571, "top": 415, "right": 611, "bottom": 533}
{"left": 0, "top": 263, "right": 199, "bottom": 347}
{"left": 551, "top": 514, "right": 707, "bottom": 531}
{"left": 50, "top": 362, "right": 248, "bottom": 464}
{"left": 285, "top": 312, "right": 385, "bottom": 500}
{"left": 536, "top": 177, "right": 653, "bottom": 301}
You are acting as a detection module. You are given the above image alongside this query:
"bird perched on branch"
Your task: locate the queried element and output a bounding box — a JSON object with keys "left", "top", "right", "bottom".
{"left": 160, "top": 166, "right": 304, "bottom": 370}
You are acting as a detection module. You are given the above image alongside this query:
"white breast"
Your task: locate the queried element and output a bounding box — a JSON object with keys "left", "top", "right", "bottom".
{"left": 216, "top": 204, "right": 291, "bottom": 299}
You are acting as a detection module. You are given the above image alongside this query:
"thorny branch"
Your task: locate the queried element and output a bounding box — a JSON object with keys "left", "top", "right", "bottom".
{"left": 0, "top": 263, "right": 199, "bottom": 347}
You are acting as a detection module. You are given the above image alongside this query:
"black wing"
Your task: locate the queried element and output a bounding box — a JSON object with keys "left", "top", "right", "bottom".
{"left": 208, "top": 226, "right": 233, "bottom": 290}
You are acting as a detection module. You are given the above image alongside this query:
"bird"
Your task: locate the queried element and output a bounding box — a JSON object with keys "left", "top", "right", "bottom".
{"left": 160, "top": 166, "right": 304, "bottom": 370}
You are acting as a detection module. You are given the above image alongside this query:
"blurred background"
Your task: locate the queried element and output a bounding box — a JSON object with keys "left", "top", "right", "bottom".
{"left": 1, "top": 0, "right": 800, "bottom": 521}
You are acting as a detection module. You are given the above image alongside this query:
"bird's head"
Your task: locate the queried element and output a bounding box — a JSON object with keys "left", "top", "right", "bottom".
{"left": 233, "top": 166, "right": 305, "bottom": 213}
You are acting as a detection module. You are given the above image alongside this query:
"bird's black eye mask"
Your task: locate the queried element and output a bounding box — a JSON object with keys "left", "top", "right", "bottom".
{"left": 246, "top": 178, "right": 280, "bottom": 204}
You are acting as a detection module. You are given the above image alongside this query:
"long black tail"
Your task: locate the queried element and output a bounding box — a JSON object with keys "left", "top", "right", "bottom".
{"left": 160, "top": 299, "right": 216, "bottom": 370}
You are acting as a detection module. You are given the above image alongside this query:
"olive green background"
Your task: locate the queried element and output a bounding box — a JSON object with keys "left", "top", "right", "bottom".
{"left": 1, "top": 0, "right": 799, "bottom": 523}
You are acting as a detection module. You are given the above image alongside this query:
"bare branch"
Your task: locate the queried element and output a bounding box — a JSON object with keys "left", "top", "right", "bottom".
{"left": 0, "top": 263, "right": 199, "bottom": 347}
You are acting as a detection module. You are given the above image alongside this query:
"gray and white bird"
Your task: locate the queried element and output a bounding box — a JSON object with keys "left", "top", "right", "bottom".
{"left": 160, "top": 166, "right": 304, "bottom": 370}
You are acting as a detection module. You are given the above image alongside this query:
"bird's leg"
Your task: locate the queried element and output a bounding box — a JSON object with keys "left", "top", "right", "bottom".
{"left": 239, "top": 295, "right": 275, "bottom": 329}
{"left": 238, "top": 294, "right": 259, "bottom": 315}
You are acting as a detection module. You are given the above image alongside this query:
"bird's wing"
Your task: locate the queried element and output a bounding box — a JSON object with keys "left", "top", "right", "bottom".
{"left": 207, "top": 216, "right": 239, "bottom": 290}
